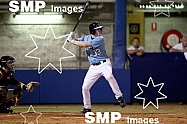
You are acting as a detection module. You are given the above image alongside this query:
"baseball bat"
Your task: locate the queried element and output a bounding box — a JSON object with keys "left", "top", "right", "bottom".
{"left": 72, "top": 0, "right": 90, "bottom": 32}
{"left": 67, "top": 0, "right": 90, "bottom": 42}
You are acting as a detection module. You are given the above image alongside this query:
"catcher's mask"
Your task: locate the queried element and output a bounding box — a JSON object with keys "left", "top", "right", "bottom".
{"left": 89, "top": 21, "right": 103, "bottom": 35}
{"left": 0, "top": 56, "right": 15, "bottom": 73}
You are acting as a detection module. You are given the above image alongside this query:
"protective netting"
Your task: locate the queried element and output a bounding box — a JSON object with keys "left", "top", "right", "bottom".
{"left": 0, "top": 2, "right": 115, "bottom": 69}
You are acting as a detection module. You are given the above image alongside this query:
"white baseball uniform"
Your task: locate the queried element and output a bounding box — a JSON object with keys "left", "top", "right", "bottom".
{"left": 77, "top": 35, "right": 123, "bottom": 109}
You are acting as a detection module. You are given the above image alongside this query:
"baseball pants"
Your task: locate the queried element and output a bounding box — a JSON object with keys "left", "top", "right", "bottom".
{"left": 82, "top": 59, "right": 123, "bottom": 109}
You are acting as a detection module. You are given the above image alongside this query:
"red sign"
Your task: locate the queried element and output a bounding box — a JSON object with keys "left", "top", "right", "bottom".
{"left": 151, "top": 23, "right": 157, "bottom": 31}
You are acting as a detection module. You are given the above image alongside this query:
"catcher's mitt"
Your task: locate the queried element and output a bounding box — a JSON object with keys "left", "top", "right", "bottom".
{"left": 26, "top": 82, "right": 40, "bottom": 93}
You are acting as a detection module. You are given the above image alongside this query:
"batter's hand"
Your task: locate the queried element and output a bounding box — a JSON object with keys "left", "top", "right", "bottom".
{"left": 26, "top": 82, "right": 40, "bottom": 93}
{"left": 67, "top": 32, "right": 76, "bottom": 42}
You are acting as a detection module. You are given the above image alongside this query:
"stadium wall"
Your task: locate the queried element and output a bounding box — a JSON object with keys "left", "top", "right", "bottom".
{"left": 13, "top": 69, "right": 131, "bottom": 104}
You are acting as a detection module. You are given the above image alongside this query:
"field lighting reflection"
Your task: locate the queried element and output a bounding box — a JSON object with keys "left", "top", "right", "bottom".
{"left": 15, "top": 14, "right": 62, "bottom": 19}
{"left": 14, "top": 13, "right": 63, "bottom": 23}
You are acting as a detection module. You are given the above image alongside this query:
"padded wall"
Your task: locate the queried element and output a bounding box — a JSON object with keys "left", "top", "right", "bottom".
{"left": 13, "top": 69, "right": 131, "bottom": 104}
{"left": 129, "top": 53, "right": 187, "bottom": 102}
{"left": 114, "top": 0, "right": 127, "bottom": 69}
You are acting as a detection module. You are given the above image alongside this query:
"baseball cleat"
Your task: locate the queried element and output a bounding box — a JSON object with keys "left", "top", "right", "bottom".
{"left": 118, "top": 96, "right": 126, "bottom": 108}
{"left": 6, "top": 107, "right": 13, "bottom": 113}
{"left": 81, "top": 108, "right": 91, "bottom": 114}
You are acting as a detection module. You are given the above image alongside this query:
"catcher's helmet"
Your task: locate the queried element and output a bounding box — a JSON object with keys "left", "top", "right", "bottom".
{"left": 89, "top": 21, "right": 103, "bottom": 34}
{"left": 0, "top": 56, "right": 15, "bottom": 73}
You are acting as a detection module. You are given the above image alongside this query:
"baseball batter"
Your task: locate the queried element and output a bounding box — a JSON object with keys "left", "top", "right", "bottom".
{"left": 67, "top": 21, "right": 126, "bottom": 113}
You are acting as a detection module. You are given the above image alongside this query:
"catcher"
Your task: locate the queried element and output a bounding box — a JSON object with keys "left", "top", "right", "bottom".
{"left": 0, "top": 56, "right": 39, "bottom": 113}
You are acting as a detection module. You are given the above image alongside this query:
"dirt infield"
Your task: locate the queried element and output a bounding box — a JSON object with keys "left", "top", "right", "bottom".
{"left": 0, "top": 112, "right": 187, "bottom": 124}
{"left": 0, "top": 104, "right": 187, "bottom": 124}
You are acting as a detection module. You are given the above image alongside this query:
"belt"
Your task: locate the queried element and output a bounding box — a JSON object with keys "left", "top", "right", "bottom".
{"left": 91, "top": 60, "right": 106, "bottom": 66}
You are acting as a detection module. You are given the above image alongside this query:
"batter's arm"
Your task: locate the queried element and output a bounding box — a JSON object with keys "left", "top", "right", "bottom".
{"left": 72, "top": 40, "right": 92, "bottom": 47}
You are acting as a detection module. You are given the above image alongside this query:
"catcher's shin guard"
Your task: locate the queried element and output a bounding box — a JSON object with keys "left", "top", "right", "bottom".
{"left": 13, "top": 88, "right": 23, "bottom": 106}
{"left": 0, "top": 90, "right": 22, "bottom": 113}
{"left": 0, "top": 97, "right": 16, "bottom": 113}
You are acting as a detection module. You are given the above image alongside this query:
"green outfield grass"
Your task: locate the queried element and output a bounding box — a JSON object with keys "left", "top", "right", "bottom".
{"left": 12, "top": 103, "right": 187, "bottom": 114}
{"left": 1, "top": 103, "right": 186, "bottom": 124}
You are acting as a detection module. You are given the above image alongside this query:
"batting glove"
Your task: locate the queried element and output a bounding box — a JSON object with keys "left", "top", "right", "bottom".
{"left": 67, "top": 32, "right": 76, "bottom": 42}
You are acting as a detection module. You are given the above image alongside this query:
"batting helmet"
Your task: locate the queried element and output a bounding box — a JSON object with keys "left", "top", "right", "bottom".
{"left": 89, "top": 21, "right": 103, "bottom": 35}
{"left": 0, "top": 56, "right": 15, "bottom": 73}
